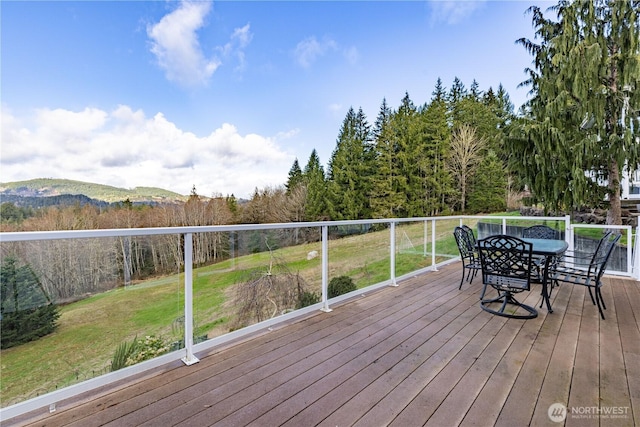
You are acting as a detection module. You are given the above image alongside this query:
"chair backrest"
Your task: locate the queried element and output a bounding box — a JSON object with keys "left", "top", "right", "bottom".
{"left": 453, "top": 226, "right": 475, "bottom": 260}
{"left": 477, "top": 235, "right": 534, "bottom": 291}
{"left": 522, "top": 225, "right": 559, "bottom": 240}
{"left": 589, "top": 231, "right": 621, "bottom": 279}
{"left": 461, "top": 225, "right": 477, "bottom": 246}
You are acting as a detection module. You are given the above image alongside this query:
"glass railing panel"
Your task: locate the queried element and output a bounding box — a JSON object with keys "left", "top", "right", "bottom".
{"left": 327, "top": 221, "right": 388, "bottom": 291}
{"left": 395, "top": 220, "right": 432, "bottom": 277}
{"left": 433, "top": 217, "right": 461, "bottom": 262}
{"left": 569, "top": 225, "right": 629, "bottom": 274}
{"left": 211, "top": 227, "right": 322, "bottom": 333}
{"left": 0, "top": 235, "right": 182, "bottom": 408}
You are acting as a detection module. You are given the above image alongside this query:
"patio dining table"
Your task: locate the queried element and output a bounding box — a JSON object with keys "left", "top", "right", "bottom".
{"left": 521, "top": 237, "right": 569, "bottom": 313}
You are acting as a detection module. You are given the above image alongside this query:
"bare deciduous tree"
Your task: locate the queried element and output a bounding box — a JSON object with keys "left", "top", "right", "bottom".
{"left": 447, "top": 124, "right": 486, "bottom": 213}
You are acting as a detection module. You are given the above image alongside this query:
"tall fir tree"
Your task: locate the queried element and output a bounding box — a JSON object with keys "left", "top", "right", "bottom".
{"left": 420, "top": 94, "right": 452, "bottom": 215}
{"left": 512, "top": 0, "right": 639, "bottom": 223}
{"left": 432, "top": 77, "right": 447, "bottom": 103}
{"left": 303, "top": 149, "right": 329, "bottom": 220}
{"left": 370, "top": 98, "right": 403, "bottom": 218}
{"left": 285, "top": 158, "right": 304, "bottom": 194}
{"left": 391, "top": 92, "right": 421, "bottom": 217}
{"left": 327, "top": 107, "right": 374, "bottom": 220}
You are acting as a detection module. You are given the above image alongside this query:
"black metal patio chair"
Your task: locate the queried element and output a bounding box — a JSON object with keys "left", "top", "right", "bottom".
{"left": 477, "top": 235, "right": 537, "bottom": 319}
{"left": 522, "top": 225, "right": 560, "bottom": 240}
{"left": 453, "top": 226, "right": 483, "bottom": 297}
{"left": 550, "top": 231, "right": 621, "bottom": 319}
{"left": 522, "top": 224, "right": 561, "bottom": 290}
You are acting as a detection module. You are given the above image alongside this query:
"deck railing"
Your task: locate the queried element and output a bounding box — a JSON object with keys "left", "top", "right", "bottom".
{"left": 1, "top": 214, "right": 638, "bottom": 420}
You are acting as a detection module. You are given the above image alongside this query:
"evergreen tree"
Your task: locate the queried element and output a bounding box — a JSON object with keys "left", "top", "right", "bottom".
{"left": 327, "top": 107, "right": 373, "bottom": 219}
{"left": 370, "top": 98, "right": 402, "bottom": 218}
{"left": 468, "top": 79, "right": 482, "bottom": 101}
{"left": 303, "top": 149, "right": 328, "bottom": 220}
{"left": 1, "top": 256, "right": 60, "bottom": 349}
{"left": 420, "top": 94, "right": 452, "bottom": 215}
{"left": 448, "top": 76, "right": 467, "bottom": 104}
{"left": 285, "top": 158, "right": 304, "bottom": 194}
{"left": 391, "top": 92, "right": 421, "bottom": 217}
{"left": 512, "top": 1, "right": 640, "bottom": 223}
{"left": 483, "top": 87, "right": 497, "bottom": 106}
{"left": 431, "top": 77, "right": 447, "bottom": 103}
{"left": 467, "top": 150, "right": 507, "bottom": 213}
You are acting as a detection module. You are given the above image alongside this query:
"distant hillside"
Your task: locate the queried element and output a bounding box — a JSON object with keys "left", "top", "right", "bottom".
{"left": 0, "top": 178, "right": 188, "bottom": 204}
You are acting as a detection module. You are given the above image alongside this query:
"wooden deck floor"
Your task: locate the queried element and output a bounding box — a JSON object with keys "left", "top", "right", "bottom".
{"left": 8, "top": 262, "right": 640, "bottom": 427}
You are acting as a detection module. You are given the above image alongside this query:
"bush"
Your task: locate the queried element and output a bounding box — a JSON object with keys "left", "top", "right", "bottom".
{"left": 297, "top": 290, "right": 320, "bottom": 308}
{"left": 1, "top": 257, "right": 60, "bottom": 349}
{"left": 110, "top": 335, "right": 170, "bottom": 371}
{"left": 328, "top": 276, "right": 356, "bottom": 298}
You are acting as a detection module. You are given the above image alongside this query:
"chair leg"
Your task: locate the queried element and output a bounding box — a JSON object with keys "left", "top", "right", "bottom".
{"left": 459, "top": 268, "right": 465, "bottom": 290}
{"left": 587, "top": 287, "right": 597, "bottom": 306}
{"left": 595, "top": 287, "right": 606, "bottom": 320}
{"left": 480, "top": 282, "right": 487, "bottom": 300}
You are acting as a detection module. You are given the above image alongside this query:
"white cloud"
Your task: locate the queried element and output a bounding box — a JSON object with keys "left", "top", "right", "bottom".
{"left": 218, "top": 23, "right": 253, "bottom": 72}
{"left": 147, "top": 0, "right": 220, "bottom": 87}
{"left": 428, "top": 0, "right": 486, "bottom": 25}
{"left": 0, "top": 106, "right": 294, "bottom": 198}
{"left": 293, "top": 36, "right": 338, "bottom": 68}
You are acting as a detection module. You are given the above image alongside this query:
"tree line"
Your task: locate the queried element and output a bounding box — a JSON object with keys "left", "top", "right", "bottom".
{"left": 277, "top": 77, "right": 515, "bottom": 223}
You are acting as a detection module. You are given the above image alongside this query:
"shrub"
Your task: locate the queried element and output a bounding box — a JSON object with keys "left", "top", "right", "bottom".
{"left": 110, "top": 335, "right": 170, "bottom": 371}
{"left": 328, "top": 276, "right": 356, "bottom": 298}
{"left": 1, "top": 257, "right": 60, "bottom": 349}
{"left": 297, "top": 290, "right": 320, "bottom": 308}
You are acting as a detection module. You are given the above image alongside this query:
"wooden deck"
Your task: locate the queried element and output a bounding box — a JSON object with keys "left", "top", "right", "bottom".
{"left": 7, "top": 262, "right": 640, "bottom": 427}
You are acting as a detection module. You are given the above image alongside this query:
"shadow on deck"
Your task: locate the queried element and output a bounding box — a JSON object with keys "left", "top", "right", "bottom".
{"left": 7, "top": 262, "right": 640, "bottom": 426}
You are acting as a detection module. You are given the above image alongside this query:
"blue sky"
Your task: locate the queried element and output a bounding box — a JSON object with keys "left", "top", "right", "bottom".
{"left": 1, "top": 0, "right": 553, "bottom": 198}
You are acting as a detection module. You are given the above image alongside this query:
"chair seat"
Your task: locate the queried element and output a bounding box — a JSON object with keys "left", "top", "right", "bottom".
{"left": 484, "top": 274, "right": 529, "bottom": 292}
{"left": 551, "top": 266, "right": 597, "bottom": 287}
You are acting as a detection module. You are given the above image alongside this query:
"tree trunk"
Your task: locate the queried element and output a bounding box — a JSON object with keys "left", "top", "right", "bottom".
{"left": 606, "top": 158, "right": 622, "bottom": 225}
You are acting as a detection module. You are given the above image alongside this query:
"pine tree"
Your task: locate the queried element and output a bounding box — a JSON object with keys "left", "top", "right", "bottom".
{"left": 327, "top": 107, "right": 373, "bottom": 220}
{"left": 285, "top": 158, "right": 304, "bottom": 194}
{"left": 467, "top": 150, "right": 507, "bottom": 213}
{"left": 303, "top": 149, "right": 328, "bottom": 220}
{"left": 512, "top": 0, "right": 640, "bottom": 224}
{"left": 432, "top": 77, "right": 447, "bottom": 103}
{"left": 469, "top": 79, "right": 482, "bottom": 101}
{"left": 420, "top": 95, "right": 452, "bottom": 215}
{"left": 1, "top": 256, "right": 60, "bottom": 349}
{"left": 370, "top": 98, "right": 402, "bottom": 218}
{"left": 391, "top": 92, "right": 421, "bottom": 217}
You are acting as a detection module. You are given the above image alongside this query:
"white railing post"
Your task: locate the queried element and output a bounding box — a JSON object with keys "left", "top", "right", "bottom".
{"left": 390, "top": 222, "right": 397, "bottom": 286}
{"left": 182, "top": 233, "right": 199, "bottom": 365}
{"left": 320, "top": 225, "right": 332, "bottom": 312}
{"left": 423, "top": 220, "right": 428, "bottom": 257}
{"left": 633, "top": 225, "right": 640, "bottom": 281}
{"left": 431, "top": 219, "right": 437, "bottom": 270}
{"left": 502, "top": 218, "right": 507, "bottom": 234}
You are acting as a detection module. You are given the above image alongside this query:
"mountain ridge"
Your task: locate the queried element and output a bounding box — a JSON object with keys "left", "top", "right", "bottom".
{"left": 0, "top": 178, "right": 188, "bottom": 204}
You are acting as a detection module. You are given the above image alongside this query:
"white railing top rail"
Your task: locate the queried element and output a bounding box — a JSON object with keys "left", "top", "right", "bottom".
{"left": 0, "top": 214, "right": 580, "bottom": 242}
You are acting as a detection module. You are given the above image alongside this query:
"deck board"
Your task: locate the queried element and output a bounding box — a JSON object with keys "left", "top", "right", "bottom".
{"left": 7, "top": 263, "right": 639, "bottom": 427}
